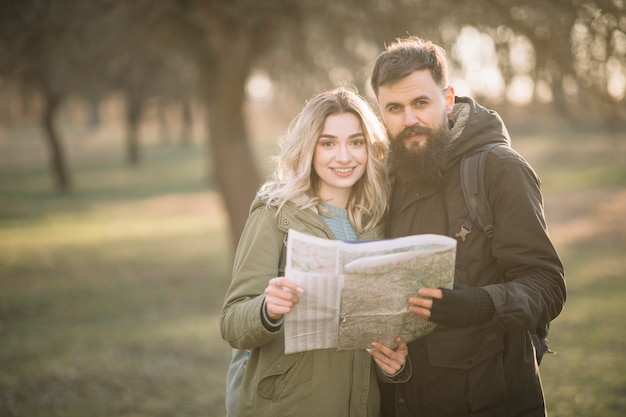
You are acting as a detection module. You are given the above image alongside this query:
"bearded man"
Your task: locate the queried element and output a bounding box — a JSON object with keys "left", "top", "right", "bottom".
{"left": 371, "top": 36, "right": 566, "bottom": 417}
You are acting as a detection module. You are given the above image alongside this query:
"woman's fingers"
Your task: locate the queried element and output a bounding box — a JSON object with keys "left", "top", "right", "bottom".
{"left": 264, "top": 277, "right": 304, "bottom": 318}
{"left": 368, "top": 337, "right": 408, "bottom": 375}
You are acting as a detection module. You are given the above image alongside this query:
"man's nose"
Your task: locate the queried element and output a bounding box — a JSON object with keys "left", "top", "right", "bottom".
{"left": 403, "top": 108, "right": 419, "bottom": 127}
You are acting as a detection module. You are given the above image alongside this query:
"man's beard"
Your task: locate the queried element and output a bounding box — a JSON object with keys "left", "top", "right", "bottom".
{"left": 388, "top": 121, "right": 451, "bottom": 191}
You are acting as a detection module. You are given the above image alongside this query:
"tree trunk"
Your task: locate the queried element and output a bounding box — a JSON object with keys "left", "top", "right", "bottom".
{"left": 42, "top": 93, "right": 71, "bottom": 192}
{"left": 125, "top": 95, "right": 141, "bottom": 166}
{"left": 87, "top": 98, "right": 101, "bottom": 131}
{"left": 157, "top": 100, "right": 170, "bottom": 145}
{"left": 205, "top": 31, "right": 261, "bottom": 251}
{"left": 180, "top": 98, "right": 192, "bottom": 146}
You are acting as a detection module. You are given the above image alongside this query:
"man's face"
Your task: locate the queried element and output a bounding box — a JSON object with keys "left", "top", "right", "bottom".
{"left": 377, "top": 70, "right": 455, "bottom": 188}
{"left": 377, "top": 69, "right": 454, "bottom": 148}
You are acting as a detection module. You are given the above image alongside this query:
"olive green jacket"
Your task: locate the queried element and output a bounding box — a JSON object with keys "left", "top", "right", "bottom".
{"left": 221, "top": 198, "right": 405, "bottom": 417}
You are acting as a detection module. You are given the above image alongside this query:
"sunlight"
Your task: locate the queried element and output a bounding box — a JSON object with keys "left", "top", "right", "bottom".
{"left": 246, "top": 72, "right": 274, "bottom": 101}
{"left": 509, "top": 35, "right": 535, "bottom": 73}
{"left": 451, "top": 26, "right": 547, "bottom": 105}
{"left": 452, "top": 26, "right": 504, "bottom": 99}
{"left": 507, "top": 75, "right": 534, "bottom": 105}
{"left": 535, "top": 79, "right": 554, "bottom": 103}
{"left": 607, "top": 58, "right": 625, "bottom": 100}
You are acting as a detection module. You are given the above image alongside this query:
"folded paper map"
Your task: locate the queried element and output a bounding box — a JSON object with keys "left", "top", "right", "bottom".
{"left": 283, "top": 229, "right": 456, "bottom": 354}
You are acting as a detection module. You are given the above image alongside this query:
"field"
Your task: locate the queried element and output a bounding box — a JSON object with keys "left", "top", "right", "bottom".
{"left": 1, "top": 120, "right": 625, "bottom": 416}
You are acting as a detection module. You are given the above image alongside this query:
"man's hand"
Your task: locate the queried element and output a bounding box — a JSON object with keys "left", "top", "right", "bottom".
{"left": 408, "top": 284, "right": 495, "bottom": 328}
{"left": 408, "top": 287, "right": 442, "bottom": 319}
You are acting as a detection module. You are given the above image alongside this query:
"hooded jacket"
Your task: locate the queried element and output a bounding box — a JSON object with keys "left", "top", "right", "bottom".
{"left": 221, "top": 198, "right": 402, "bottom": 417}
{"left": 382, "top": 97, "right": 566, "bottom": 417}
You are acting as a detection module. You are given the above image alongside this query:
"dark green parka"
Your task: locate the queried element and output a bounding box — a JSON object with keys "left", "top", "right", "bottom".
{"left": 381, "top": 97, "right": 566, "bottom": 417}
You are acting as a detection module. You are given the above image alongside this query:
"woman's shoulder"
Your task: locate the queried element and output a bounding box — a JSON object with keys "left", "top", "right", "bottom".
{"left": 248, "top": 197, "right": 315, "bottom": 233}
{"left": 241, "top": 198, "right": 281, "bottom": 238}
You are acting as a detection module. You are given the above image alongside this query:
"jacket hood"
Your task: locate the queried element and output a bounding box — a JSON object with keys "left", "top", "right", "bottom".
{"left": 445, "top": 96, "right": 511, "bottom": 168}
{"left": 248, "top": 195, "right": 325, "bottom": 235}
{"left": 249, "top": 195, "right": 319, "bottom": 217}
{"left": 249, "top": 197, "right": 264, "bottom": 213}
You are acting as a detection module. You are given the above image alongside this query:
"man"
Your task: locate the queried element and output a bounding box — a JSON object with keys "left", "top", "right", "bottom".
{"left": 370, "top": 36, "right": 566, "bottom": 417}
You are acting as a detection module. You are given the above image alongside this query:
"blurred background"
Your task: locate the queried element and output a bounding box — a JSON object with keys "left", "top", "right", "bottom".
{"left": 0, "top": 0, "right": 624, "bottom": 416}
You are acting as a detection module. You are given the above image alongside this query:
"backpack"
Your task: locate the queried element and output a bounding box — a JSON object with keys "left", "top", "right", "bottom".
{"left": 455, "top": 143, "right": 553, "bottom": 365}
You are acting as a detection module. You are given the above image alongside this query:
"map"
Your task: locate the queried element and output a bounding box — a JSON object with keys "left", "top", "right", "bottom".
{"left": 283, "top": 229, "right": 456, "bottom": 354}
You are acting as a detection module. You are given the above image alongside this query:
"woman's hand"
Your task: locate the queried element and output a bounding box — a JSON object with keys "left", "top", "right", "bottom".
{"left": 264, "top": 277, "right": 304, "bottom": 321}
{"left": 367, "top": 336, "right": 408, "bottom": 376}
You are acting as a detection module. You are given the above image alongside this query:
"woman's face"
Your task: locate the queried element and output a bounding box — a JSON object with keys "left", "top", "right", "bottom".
{"left": 313, "top": 112, "right": 368, "bottom": 208}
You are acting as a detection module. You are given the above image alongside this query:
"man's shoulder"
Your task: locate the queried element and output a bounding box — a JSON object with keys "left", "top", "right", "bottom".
{"left": 458, "top": 142, "right": 539, "bottom": 194}
{"left": 463, "top": 143, "right": 531, "bottom": 172}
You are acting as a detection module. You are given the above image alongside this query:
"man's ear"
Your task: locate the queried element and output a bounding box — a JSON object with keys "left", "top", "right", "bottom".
{"left": 445, "top": 86, "right": 455, "bottom": 114}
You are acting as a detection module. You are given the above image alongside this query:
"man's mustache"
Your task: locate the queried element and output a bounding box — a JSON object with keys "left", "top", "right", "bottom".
{"left": 395, "top": 125, "right": 433, "bottom": 142}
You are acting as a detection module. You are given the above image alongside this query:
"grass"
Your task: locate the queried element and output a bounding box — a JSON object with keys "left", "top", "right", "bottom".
{"left": 513, "top": 131, "right": 626, "bottom": 416}
{"left": 1, "top": 122, "right": 625, "bottom": 416}
{"left": 0, "top": 128, "right": 234, "bottom": 416}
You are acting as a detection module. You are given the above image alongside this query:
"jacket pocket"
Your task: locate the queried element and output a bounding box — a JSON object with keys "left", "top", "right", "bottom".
{"left": 257, "top": 353, "right": 303, "bottom": 401}
{"left": 406, "top": 329, "right": 506, "bottom": 414}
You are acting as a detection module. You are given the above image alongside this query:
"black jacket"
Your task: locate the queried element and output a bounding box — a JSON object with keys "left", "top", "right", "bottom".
{"left": 382, "top": 97, "right": 566, "bottom": 417}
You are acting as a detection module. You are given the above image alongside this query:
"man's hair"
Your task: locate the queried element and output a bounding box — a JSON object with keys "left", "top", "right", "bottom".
{"left": 370, "top": 36, "right": 449, "bottom": 97}
{"left": 258, "top": 86, "right": 389, "bottom": 234}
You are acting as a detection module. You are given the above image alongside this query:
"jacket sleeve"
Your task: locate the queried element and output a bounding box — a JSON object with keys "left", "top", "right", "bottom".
{"left": 481, "top": 149, "right": 566, "bottom": 331}
{"left": 220, "top": 204, "right": 285, "bottom": 349}
{"left": 376, "top": 357, "right": 412, "bottom": 384}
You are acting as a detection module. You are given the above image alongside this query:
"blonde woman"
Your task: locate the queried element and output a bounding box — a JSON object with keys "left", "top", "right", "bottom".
{"left": 220, "top": 87, "right": 409, "bottom": 417}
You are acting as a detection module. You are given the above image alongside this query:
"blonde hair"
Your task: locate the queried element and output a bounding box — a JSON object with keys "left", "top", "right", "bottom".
{"left": 258, "top": 87, "right": 388, "bottom": 233}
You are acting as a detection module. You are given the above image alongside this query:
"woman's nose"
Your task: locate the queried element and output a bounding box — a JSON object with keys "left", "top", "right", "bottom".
{"left": 336, "top": 144, "right": 352, "bottom": 162}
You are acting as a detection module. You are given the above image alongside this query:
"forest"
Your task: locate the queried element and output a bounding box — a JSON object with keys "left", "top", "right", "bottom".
{"left": 1, "top": 0, "right": 624, "bottom": 242}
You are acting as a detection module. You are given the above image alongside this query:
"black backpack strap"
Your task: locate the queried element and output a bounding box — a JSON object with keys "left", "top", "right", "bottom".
{"left": 455, "top": 143, "right": 503, "bottom": 242}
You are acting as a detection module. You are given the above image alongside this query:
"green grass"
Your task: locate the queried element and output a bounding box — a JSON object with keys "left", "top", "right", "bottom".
{"left": 513, "top": 132, "right": 626, "bottom": 416}
{"left": 0, "top": 129, "right": 234, "bottom": 416}
{"left": 1, "top": 123, "right": 625, "bottom": 416}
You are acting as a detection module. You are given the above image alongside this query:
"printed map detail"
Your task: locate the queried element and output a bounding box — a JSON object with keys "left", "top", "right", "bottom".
{"left": 283, "top": 229, "right": 456, "bottom": 354}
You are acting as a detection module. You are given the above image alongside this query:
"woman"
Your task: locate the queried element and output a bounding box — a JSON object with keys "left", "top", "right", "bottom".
{"left": 220, "top": 87, "right": 409, "bottom": 417}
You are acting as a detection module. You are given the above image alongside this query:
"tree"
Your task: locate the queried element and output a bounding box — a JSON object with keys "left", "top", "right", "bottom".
{"left": 1, "top": 0, "right": 623, "bottom": 250}
{"left": 0, "top": 0, "right": 81, "bottom": 191}
{"left": 162, "top": 0, "right": 310, "bottom": 246}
